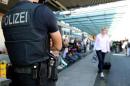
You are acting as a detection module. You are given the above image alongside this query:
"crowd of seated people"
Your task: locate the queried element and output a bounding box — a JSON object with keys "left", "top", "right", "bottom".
{"left": 57, "top": 37, "right": 92, "bottom": 70}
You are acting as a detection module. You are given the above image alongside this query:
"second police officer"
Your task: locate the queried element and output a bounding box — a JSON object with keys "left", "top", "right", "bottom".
{"left": 1, "top": 0, "right": 62, "bottom": 86}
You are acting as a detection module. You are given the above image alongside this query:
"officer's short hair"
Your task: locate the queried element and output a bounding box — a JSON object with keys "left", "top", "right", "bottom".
{"left": 19, "top": 0, "right": 29, "bottom": 1}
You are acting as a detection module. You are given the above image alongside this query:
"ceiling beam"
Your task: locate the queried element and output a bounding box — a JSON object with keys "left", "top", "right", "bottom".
{"left": 61, "top": 17, "right": 120, "bottom": 23}
{"left": 73, "top": 24, "right": 111, "bottom": 28}
{"left": 58, "top": 12, "right": 124, "bottom": 20}
{"left": 70, "top": 21, "right": 112, "bottom": 25}
{"left": 76, "top": 24, "right": 97, "bottom": 34}
{"left": 66, "top": 20, "right": 112, "bottom": 24}
{"left": 58, "top": 13, "right": 114, "bottom": 20}
{"left": 74, "top": 23, "right": 111, "bottom": 26}
{"left": 74, "top": 23, "right": 94, "bottom": 34}
{"left": 49, "top": 0, "right": 67, "bottom": 11}
{"left": 48, "top": 0, "right": 62, "bottom": 10}
{"left": 87, "top": 16, "right": 98, "bottom": 30}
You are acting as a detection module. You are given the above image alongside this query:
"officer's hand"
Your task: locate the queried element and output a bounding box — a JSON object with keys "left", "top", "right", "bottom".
{"left": 51, "top": 51, "right": 59, "bottom": 57}
{"left": 50, "top": 39, "right": 53, "bottom": 48}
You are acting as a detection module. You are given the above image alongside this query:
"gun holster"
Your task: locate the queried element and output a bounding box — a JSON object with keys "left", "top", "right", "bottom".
{"left": 47, "top": 53, "right": 58, "bottom": 81}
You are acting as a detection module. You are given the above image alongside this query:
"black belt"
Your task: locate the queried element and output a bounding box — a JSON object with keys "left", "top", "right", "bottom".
{"left": 14, "top": 67, "right": 32, "bottom": 74}
{"left": 13, "top": 62, "right": 47, "bottom": 74}
{"left": 13, "top": 60, "right": 49, "bottom": 74}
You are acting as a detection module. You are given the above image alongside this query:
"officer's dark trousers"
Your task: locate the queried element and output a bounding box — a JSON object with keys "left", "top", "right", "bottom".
{"left": 9, "top": 62, "right": 56, "bottom": 86}
{"left": 96, "top": 50, "right": 106, "bottom": 73}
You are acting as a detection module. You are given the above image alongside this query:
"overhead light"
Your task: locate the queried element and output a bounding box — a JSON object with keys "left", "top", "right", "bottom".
{"left": 60, "top": 11, "right": 71, "bottom": 15}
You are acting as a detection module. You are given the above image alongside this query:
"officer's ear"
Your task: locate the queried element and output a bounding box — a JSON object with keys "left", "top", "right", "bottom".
{"left": 38, "top": 0, "right": 43, "bottom": 3}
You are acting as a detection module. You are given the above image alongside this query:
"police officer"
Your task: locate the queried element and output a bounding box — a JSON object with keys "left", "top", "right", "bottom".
{"left": 1, "top": 0, "right": 62, "bottom": 86}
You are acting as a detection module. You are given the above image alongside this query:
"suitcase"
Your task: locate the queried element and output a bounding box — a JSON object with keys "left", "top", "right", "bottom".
{"left": 103, "top": 62, "right": 111, "bottom": 70}
{"left": 103, "top": 53, "right": 111, "bottom": 70}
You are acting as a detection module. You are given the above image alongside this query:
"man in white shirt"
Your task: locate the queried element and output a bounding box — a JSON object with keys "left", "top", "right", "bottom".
{"left": 94, "top": 28, "right": 110, "bottom": 78}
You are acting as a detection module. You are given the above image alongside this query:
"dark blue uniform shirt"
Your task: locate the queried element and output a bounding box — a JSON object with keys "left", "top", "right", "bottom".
{"left": 1, "top": 1, "right": 59, "bottom": 66}
{"left": 34, "top": 4, "right": 58, "bottom": 33}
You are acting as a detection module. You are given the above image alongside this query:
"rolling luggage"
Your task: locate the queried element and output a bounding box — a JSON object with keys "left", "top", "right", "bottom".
{"left": 103, "top": 53, "right": 111, "bottom": 70}
{"left": 103, "top": 62, "right": 111, "bottom": 70}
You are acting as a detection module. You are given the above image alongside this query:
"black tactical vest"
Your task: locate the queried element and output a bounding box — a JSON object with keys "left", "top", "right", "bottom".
{"left": 2, "top": 1, "right": 49, "bottom": 66}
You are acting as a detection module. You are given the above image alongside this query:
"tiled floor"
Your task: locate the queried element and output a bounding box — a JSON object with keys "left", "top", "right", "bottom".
{"left": 57, "top": 53, "right": 98, "bottom": 86}
{"left": 57, "top": 53, "right": 130, "bottom": 86}
{"left": 107, "top": 54, "right": 130, "bottom": 86}
{"left": 94, "top": 53, "right": 130, "bottom": 86}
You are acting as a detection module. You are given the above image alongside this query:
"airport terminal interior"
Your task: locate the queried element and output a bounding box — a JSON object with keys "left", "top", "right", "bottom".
{"left": 0, "top": 0, "right": 130, "bottom": 86}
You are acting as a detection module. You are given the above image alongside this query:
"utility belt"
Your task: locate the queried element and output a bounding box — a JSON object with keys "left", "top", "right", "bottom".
{"left": 7, "top": 53, "right": 58, "bottom": 82}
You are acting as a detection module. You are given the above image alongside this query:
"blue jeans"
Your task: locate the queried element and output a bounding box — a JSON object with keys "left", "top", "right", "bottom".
{"left": 127, "top": 48, "right": 130, "bottom": 56}
{"left": 96, "top": 50, "right": 106, "bottom": 73}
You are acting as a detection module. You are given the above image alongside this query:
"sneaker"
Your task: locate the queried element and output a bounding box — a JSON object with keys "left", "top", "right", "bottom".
{"left": 100, "top": 72, "right": 104, "bottom": 78}
{"left": 57, "top": 65, "right": 63, "bottom": 70}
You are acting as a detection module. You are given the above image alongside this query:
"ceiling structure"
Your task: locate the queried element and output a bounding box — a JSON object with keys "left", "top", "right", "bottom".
{"left": 56, "top": 0, "right": 122, "bottom": 9}
{"left": 0, "top": 0, "right": 125, "bottom": 35}
{"left": 0, "top": 0, "right": 123, "bottom": 12}
{"left": 57, "top": 1, "right": 127, "bottom": 35}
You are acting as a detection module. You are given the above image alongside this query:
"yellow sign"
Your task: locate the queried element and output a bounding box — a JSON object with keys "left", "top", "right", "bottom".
{"left": 0, "top": 61, "right": 7, "bottom": 78}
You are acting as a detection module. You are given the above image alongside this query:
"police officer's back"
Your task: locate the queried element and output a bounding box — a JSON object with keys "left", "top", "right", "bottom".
{"left": 1, "top": 0, "right": 62, "bottom": 86}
